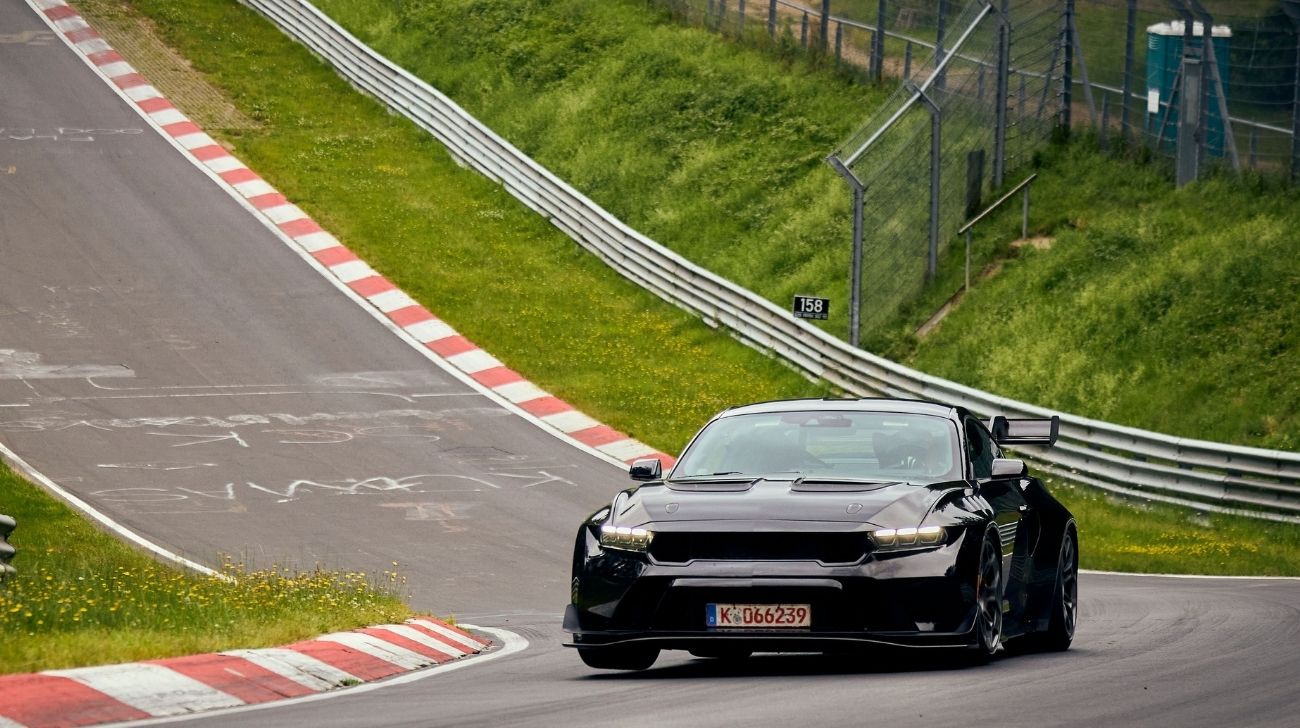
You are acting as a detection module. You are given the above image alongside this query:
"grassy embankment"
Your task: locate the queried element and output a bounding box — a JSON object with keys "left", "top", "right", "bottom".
{"left": 65, "top": 0, "right": 1297, "bottom": 579}
{"left": 310, "top": 0, "right": 1299, "bottom": 452}
{"left": 0, "top": 462, "right": 410, "bottom": 674}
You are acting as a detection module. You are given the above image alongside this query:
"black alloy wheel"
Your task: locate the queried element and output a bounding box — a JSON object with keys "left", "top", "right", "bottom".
{"left": 577, "top": 645, "right": 660, "bottom": 670}
{"left": 972, "top": 530, "right": 1003, "bottom": 660}
{"left": 1042, "top": 526, "right": 1079, "bottom": 651}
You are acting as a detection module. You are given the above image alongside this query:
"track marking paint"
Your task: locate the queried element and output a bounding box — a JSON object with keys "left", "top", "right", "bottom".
{"left": 106, "top": 626, "right": 528, "bottom": 727}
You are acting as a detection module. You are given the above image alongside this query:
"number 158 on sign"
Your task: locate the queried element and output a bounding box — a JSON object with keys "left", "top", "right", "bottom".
{"left": 792, "top": 295, "right": 829, "bottom": 320}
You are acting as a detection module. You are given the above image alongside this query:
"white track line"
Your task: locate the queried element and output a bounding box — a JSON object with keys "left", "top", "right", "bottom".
{"left": 0, "top": 440, "right": 222, "bottom": 578}
{"left": 108, "top": 625, "right": 528, "bottom": 727}
{"left": 1081, "top": 569, "right": 1300, "bottom": 581}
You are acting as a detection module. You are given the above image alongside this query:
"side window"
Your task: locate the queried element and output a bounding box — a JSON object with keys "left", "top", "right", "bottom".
{"left": 965, "top": 419, "right": 995, "bottom": 479}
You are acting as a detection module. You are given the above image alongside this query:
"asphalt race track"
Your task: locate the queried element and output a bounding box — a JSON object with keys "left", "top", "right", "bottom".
{"left": 2, "top": 2, "right": 1298, "bottom": 726}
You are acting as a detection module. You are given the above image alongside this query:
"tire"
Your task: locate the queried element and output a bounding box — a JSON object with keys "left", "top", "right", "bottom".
{"left": 577, "top": 645, "right": 660, "bottom": 670}
{"left": 1039, "top": 525, "right": 1079, "bottom": 651}
{"left": 970, "top": 528, "right": 1004, "bottom": 662}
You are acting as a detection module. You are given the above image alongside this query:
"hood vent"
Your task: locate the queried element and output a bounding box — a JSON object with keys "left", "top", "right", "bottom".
{"left": 790, "top": 478, "right": 900, "bottom": 493}
{"left": 664, "top": 477, "right": 759, "bottom": 492}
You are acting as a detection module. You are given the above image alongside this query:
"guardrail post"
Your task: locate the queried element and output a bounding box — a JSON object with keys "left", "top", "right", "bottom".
{"left": 1122, "top": 0, "right": 1137, "bottom": 146}
{"left": 0, "top": 514, "right": 15, "bottom": 582}
{"left": 1249, "top": 126, "right": 1259, "bottom": 168}
{"left": 768, "top": 0, "right": 777, "bottom": 38}
{"left": 820, "top": 0, "right": 831, "bottom": 54}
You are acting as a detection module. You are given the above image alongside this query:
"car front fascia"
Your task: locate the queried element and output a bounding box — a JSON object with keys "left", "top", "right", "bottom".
{"left": 567, "top": 519, "right": 986, "bottom": 650}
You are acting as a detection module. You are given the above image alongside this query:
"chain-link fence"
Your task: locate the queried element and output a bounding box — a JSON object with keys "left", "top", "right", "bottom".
{"left": 1071, "top": 1, "right": 1300, "bottom": 183}
{"left": 654, "top": 0, "right": 1299, "bottom": 343}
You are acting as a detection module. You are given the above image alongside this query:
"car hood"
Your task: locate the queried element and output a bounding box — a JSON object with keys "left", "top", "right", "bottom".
{"left": 615, "top": 478, "right": 965, "bottom": 529}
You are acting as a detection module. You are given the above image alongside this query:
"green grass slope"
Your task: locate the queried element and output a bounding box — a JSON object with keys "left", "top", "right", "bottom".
{"left": 895, "top": 143, "right": 1300, "bottom": 451}
{"left": 315, "top": 0, "right": 881, "bottom": 339}
{"left": 314, "top": 0, "right": 1297, "bottom": 452}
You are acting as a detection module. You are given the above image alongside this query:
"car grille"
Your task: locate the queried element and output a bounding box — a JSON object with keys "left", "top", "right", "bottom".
{"left": 648, "top": 532, "right": 870, "bottom": 564}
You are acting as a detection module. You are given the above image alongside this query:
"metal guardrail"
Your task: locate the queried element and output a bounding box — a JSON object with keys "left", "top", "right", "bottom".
{"left": 243, "top": 0, "right": 1300, "bottom": 522}
{"left": 1, "top": 514, "right": 16, "bottom": 581}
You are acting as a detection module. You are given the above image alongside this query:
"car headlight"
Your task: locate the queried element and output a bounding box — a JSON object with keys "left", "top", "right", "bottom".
{"left": 599, "top": 525, "right": 653, "bottom": 553}
{"left": 870, "top": 525, "right": 946, "bottom": 550}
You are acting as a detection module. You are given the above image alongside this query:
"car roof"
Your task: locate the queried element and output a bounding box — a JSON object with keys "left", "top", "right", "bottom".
{"left": 717, "top": 397, "right": 959, "bottom": 420}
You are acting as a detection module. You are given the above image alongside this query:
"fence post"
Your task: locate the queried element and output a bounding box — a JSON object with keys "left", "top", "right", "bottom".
{"left": 821, "top": 0, "right": 831, "bottom": 53}
{"left": 873, "top": 0, "right": 887, "bottom": 82}
{"left": 916, "top": 89, "right": 942, "bottom": 283}
{"left": 738, "top": 0, "right": 746, "bottom": 34}
{"left": 904, "top": 41, "right": 913, "bottom": 78}
{"left": 1122, "top": 0, "right": 1137, "bottom": 146}
{"left": 1062, "top": 0, "right": 1074, "bottom": 132}
{"left": 1292, "top": 13, "right": 1300, "bottom": 184}
{"left": 935, "top": 0, "right": 948, "bottom": 91}
{"left": 1176, "top": 50, "right": 1204, "bottom": 187}
{"left": 801, "top": 12, "right": 809, "bottom": 47}
{"left": 1186, "top": 1, "right": 1240, "bottom": 170}
{"left": 828, "top": 156, "right": 865, "bottom": 348}
{"left": 768, "top": 0, "right": 777, "bottom": 38}
{"left": 1280, "top": 0, "right": 1300, "bottom": 184}
{"left": 835, "top": 22, "right": 843, "bottom": 66}
{"left": 1022, "top": 182, "right": 1030, "bottom": 239}
{"left": 1249, "top": 126, "right": 1259, "bottom": 168}
{"left": 994, "top": 0, "right": 1011, "bottom": 187}
{"left": 1100, "top": 93, "right": 1111, "bottom": 150}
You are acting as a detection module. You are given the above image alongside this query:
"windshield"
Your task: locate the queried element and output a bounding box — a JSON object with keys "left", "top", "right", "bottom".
{"left": 673, "top": 410, "right": 961, "bottom": 483}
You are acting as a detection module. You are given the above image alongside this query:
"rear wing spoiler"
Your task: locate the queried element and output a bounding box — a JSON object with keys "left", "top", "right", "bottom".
{"left": 988, "top": 415, "right": 1059, "bottom": 447}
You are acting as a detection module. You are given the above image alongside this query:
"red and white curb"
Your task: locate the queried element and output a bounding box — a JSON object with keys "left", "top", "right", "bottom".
{"left": 29, "top": 0, "right": 675, "bottom": 471}
{"left": 0, "top": 618, "right": 490, "bottom": 727}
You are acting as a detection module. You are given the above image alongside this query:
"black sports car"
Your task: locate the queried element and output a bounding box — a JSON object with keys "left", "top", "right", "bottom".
{"left": 564, "top": 398, "right": 1078, "bottom": 669}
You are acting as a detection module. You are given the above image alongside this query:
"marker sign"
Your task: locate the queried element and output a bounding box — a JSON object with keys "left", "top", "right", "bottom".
{"left": 792, "top": 295, "right": 830, "bottom": 321}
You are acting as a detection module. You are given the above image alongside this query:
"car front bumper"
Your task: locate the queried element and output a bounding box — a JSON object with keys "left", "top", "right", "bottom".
{"left": 567, "top": 532, "right": 981, "bottom": 651}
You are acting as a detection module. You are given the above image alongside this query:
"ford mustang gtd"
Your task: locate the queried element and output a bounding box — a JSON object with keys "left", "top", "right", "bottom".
{"left": 564, "top": 398, "right": 1078, "bottom": 670}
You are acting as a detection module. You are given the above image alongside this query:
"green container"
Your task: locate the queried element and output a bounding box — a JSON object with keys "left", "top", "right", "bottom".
{"left": 1144, "top": 20, "right": 1231, "bottom": 155}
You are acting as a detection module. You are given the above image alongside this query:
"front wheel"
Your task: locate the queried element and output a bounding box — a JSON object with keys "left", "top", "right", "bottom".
{"left": 577, "top": 645, "right": 660, "bottom": 670}
{"left": 970, "top": 529, "right": 1004, "bottom": 661}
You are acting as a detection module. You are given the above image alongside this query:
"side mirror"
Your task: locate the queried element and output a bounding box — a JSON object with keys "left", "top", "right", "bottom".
{"left": 629, "top": 457, "right": 662, "bottom": 481}
{"left": 991, "top": 458, "right": 1028, "bottom": 478}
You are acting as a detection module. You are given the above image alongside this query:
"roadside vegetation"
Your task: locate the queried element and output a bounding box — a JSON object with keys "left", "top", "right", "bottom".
{"left": 306, "top": 0, "right": 1299, "bottom": 454}
{"left": 881, "top": 141, "right": 1300, "bottom": 452}
{"left": 67, "top": 0, "right": 1298, "bottom": 575}
{"left": 0, "top": 462, "right": 411, "bottom": 673}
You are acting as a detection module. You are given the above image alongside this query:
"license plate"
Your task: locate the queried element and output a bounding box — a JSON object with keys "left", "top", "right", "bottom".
{"left": 706, "top": 603, "right": 811, "bottom": 629}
